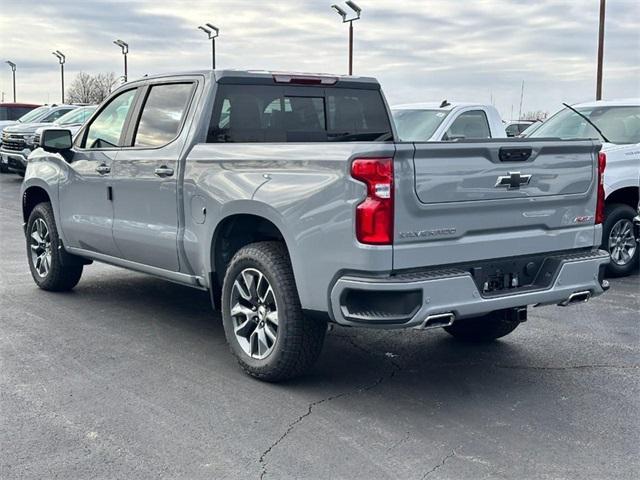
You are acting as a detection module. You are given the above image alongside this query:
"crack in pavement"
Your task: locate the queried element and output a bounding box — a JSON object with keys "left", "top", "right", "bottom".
{"left": 421, "top": 449, "right": 456, "bottom": 479}
{"left": 258, "top": 334, "right": 402, "bottom": 479}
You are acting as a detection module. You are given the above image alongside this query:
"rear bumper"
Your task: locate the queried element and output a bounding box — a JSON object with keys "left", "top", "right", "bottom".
{"left": 329, "top": 249, "right": 610, "bottom": 329}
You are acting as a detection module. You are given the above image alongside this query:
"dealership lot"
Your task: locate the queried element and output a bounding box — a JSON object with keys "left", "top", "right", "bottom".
{"left": 0, "top": 173, "right": 638, "bottom": 479}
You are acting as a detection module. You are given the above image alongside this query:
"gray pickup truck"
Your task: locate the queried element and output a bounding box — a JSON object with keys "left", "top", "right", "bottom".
{"left": 22, "top": 70, "right": 610, "bottom": 381}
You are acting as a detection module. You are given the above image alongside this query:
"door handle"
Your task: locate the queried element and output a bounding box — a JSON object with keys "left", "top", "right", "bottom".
{"left": 95, "top": 164, "right": 111, "bottom": 175}
{"left": 154, "top": 166, "right": 174, "bottom": 178}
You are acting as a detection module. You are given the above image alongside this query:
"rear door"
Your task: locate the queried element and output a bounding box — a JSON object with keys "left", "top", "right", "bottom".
{"left": 111, "top": 79, "right": 197, "bottom": 271}
{"left": 393, "top": 140, "right": 601, "bottom": 270}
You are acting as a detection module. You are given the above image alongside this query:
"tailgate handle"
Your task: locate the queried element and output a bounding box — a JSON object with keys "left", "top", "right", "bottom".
{"left": 499, "top": 147, "right": 532, "bottom": 162}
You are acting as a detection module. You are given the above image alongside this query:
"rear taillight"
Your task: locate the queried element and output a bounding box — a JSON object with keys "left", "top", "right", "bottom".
{"left": 351, "top": 157, "right": 394, "bottom": 245}
{"left": 596, "top": 152, "right": 606, "bottom": 224}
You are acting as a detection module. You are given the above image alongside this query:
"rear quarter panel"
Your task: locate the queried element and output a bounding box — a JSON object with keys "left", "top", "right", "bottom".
{"left": 182, "top": 142, "right": 396, "bottom": 312}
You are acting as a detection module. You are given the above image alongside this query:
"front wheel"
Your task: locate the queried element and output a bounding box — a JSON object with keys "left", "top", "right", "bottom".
{"left": 26, "top": 202, "right": 83, "bottom": 291}
{"left": 444, "top": 308, "right": 522, "bottom": 342}
{"left": 221, "top": 241, "right": 326, "bottom": 382}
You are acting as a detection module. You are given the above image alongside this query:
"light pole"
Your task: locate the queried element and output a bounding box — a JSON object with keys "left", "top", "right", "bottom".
{"left": 113, "top": 39, "right": 129, "bottom": 82}
{"left": 331, "top": 1, "right": 361, "bottom": 75}
{"left": 5, "top": 61, "right": 16, "bottom": 102}
{"left": 52, "top": 50, "right": 66, "bottom": 103}
{"left": 198, "top": 23, "right": 220, "bottom": 69}
{"left": 596, "top": 0, "right": 606, "bottom": 100}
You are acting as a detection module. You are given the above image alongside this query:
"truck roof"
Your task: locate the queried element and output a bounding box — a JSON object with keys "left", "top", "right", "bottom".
{"left": 126, "top": 69, "right": 380, "bottom": 88}
{"left": 392, "top": 102, "right": 496, "bottom": 111}
{"left": 571, "top": 98, "right": 640, "bottom": 108}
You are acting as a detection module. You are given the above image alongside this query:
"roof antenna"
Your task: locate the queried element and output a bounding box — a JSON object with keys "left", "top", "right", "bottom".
{"left": 440, "top": 99, "right": 450, "bottom": 108}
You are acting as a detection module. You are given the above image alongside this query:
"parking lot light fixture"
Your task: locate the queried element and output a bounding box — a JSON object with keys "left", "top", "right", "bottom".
{"left": 331, "top": 2, "right": 362, "bottom": 75}
{"left": 198, "top": 24, "right": 220, "bottom": 70}
{"left": 113, "top": 39, "right": 129, "bottom": 82}
{"left": 5, "top": 61, "right": 16, "bottom": 102}
{"left": 52, "top": 51, "right": 66, "bottom": 103}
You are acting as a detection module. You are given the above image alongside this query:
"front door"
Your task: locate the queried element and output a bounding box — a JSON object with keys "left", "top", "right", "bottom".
{"left": 111, "top": 81, "right": 196, "bottom": 272}
{"left": 58, "top": 87, "right": 139, "bottom": 256}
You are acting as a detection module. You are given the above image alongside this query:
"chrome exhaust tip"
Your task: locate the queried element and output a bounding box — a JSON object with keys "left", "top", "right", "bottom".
{"left": 559, "top": 290, "right": 591, "bottom": 306}
{"left": 416, "top": 312, "right": 455, "bottom": 330}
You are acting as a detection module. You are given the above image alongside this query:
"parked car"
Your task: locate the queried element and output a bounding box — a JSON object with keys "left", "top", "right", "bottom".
{"left": 528, "top": 99, "right": 640, "bottom": 276}
{"left": 0, "top": 104, "right": 78, "bottom": 174}
{"left": 505, "top": 120, "right": 538, "bottom": 137}
{"left": 33, "top": 105, "right": 97, "bottom": 147}
{"left": 22, "top": 70, "right": 610, "bottom": 381}
{"left": 0, "top": 102, "right": 41, "bottom": 125}
{"left": 392, "top": 101, "right": 506, "bottom": 141}
{"left": 518, "top": 119, "right": 545, "bottom": 137}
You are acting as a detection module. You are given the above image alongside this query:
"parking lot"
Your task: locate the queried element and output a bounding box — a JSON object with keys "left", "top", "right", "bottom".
{"left": 0, "top": 172, "right": 638, "bottom": 479}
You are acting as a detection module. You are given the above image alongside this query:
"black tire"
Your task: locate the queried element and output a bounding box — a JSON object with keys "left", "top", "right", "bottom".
{"left": 601, "top": 203, "right": 639, "bottom": 277}
{"left": 26, "top": 202, "right": 83, "bottom": 291}
{"left": 444, "top": 309, "right": 521, "bottom": 342}
{"left": 221, "top": 241, "right": 326, "bottom": 382}
{"left": 0, "top": 163, "right": 8, "bottom": 173}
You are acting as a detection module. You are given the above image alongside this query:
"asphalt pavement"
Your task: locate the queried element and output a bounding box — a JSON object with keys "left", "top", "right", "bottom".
{"left": 1, "top": 172, "right": 638, "bottom": 480}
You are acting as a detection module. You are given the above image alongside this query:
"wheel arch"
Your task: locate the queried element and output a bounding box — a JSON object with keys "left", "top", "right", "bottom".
{"left": 606, "top": 186, "right": 639, "bottom": 210}
{"left": 22, "top": 184, "right": 52, "bottom": 225}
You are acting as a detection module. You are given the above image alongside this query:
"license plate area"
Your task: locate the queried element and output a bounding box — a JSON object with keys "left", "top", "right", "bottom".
{"left": 468, "top": 253, "right": 566, "bottom": 297}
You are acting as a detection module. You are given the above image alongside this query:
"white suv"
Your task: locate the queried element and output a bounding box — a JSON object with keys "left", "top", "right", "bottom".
{"left": 529, "top": 99, "right": 640, "bottom": 276}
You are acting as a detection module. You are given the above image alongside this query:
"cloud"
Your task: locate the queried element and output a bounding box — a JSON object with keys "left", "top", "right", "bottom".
{"left": 0, "top": 0, "right": 638, "bottom": 117}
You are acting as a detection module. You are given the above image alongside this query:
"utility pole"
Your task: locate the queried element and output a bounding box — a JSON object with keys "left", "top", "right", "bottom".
{"left": 332, "top": 1, "right": 362, "bottom": 75}
{"left": 518, "top": 80, "right": 525, "bottom": 120}
{"left": 596, "top": 0, "right": 606, "bottom": 100}
{"left": 5, "top": 61, "right": 16, "bottom": 102}
{"left": 198, "top": 23, "right": 220, "bottom": 69}
{"left": 52, "top": 51, "right": 66, "bottom": 103}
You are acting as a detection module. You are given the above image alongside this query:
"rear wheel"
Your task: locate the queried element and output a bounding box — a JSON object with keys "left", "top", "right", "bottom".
{"left": 444, "top": 308, "right": 522, "bottom": 342}
{"left": 221, "top": 241, "right": 326, "bottom": 382}
{"left": 602, "top": 203, "right": 638, "bottom": 277}
{"left": 26, "top": 202, "right": 83, "bottom": 291}
{"left": 0, "top": 163, "right": 8, "bottom": 173}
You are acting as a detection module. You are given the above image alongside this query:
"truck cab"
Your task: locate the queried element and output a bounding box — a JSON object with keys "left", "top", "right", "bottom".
{"left": 391, "top": 101, "right": 506, "bottom": 141}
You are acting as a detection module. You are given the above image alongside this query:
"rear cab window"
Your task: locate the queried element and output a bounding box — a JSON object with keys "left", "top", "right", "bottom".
{"left": 207, "top": 80, "right": 393, "bottom": 143}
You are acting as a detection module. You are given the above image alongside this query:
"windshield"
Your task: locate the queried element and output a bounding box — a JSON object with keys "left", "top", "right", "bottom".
{"left": 530, "top": 105, "right": 640, "bottom": 144}
{"left": 18, "top": 106, "right": 49, "bottom": 123}
{"left": 392, "top": 109, "right": 449, "bottom": 141}
{"left": 54, "top": 106, "right": 96, "bottom": 126}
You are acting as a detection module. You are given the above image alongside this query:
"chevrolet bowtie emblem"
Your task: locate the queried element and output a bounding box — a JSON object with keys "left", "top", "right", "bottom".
{"left": 495, "top": 171, "right": 532, "bottom": 190}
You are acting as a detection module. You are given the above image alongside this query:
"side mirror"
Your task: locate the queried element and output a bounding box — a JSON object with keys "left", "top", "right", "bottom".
{"left": 41, "top": 128, "right": 72, "bottom": 153}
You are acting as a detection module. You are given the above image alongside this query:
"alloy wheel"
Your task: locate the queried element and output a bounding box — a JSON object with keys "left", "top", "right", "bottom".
{"left": 608, "top": 219, "right": 637, "bottom": 266}
{"left": 229, "top": 268, "right": 279, "bottom": 359}
{"left": 30, "top": 218, "right": 52, "bottom": 278}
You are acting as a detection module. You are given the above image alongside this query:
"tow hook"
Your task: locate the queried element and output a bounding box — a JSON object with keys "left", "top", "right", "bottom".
{"left": 601, "top": 279, "right": 610, "bottom": 292}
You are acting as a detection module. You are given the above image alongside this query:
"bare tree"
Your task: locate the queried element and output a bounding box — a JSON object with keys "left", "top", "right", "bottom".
{"left": 91, "top": 72, "right": 119, "bottom": 103}
{"left": 65, "top": 72, "right": 95, "bottom": 104}
{"left": 66, "top": 72, "right": 119, "bottom": 104}
{"left": 522, "top": 110, "right": 549, "bottom": 121}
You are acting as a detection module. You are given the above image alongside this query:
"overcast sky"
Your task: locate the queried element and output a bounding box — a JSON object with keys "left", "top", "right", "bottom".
{"left": 1, "top": 0, "right": 638, "bottom": 118}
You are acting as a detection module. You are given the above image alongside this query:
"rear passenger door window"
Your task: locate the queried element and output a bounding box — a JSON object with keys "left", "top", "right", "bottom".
{"left": 133, "top": 83, "right": 194, "bottom": 147}
{"left": 445, "top": 110, "right": 491, "bottom": 140}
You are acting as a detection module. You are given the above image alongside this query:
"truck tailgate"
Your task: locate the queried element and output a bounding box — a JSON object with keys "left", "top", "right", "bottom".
{"left": 393, "top": 140, "right": 602, "bottom": 270}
